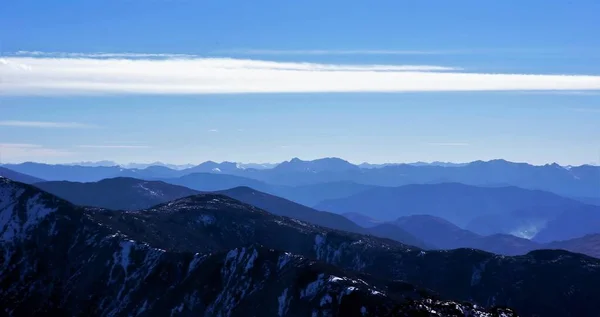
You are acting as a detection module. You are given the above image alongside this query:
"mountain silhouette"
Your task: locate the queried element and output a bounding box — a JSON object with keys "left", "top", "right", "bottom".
{"left": 162, "top": 172, "right": 272, "bottom": 192}
{"left": 393, "top": 215, "right": 540, "bottom": 256}
{"left": 0, "top": 166, "right": 45, "bottom": 184}
{"left": 5, "top": 178, "right": 503, "bottom": 316}
{"left": 4, "top": 178, "right": 600, "bottom": 316}
{"left": 5, "top": 159, "right": 599, "bottom": 201}
{"left": 35, "top": 177, "right": 199, "bottom": 210}
{"left": 315, "top": 183, "right": 585, "bottom": 231}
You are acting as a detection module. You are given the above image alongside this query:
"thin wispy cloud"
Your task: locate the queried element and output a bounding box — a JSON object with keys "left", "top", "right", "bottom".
{"left": 12, "top": 51, "right": 195, "bottom": 59}
{"left": 78, "top": 145, "right": 151, "bottom": 149}
{"left": 427, "top": 142, "right": 470, "bottom": 146}
{"left": 218, "top": 48, "right": 600, "bottom": 57}
{"left": 208, "top": 129, "right": 219, "bottom": 132}
{"left": 2, "top": 53, "right": 600, "bottom": 96}
{"left": 217, "top": 49, "right": 467, "bottom": 55}
{"left": 0, "top": 120, "right": 96, "bottom": 128}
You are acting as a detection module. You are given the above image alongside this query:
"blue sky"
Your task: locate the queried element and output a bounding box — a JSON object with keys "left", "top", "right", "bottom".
{"left": 1, "top": 0, "right": 599, "bottom": 165}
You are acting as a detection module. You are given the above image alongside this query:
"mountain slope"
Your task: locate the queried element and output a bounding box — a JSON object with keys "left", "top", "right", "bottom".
{"left": 84, "top": 190, "right": 600, "bottom": 316}
{"left": 274, "top": 157, "right": 360, "bottom": 173}
{"left": 35, "top": 177, "right": 199, "bottom": 210}
{"left": 182, "top": 161, "right": 243, "bottom": 174}
{"left": 0, "top": 167, "right": 45, "bottom": 184}
{"left": 217, "top": 186, "right": 367, "bottom": 234}
{"left": 2, "top": 162, "right": 122, "bottom": 182}
{"left": 316, "top": 183, "right": 587, "bottom": 236}
{"left": 30, "top": 179, "right": 428, "bottom": 248}
{"left": 234, "top": 159, "right": 600, "bottom": 199}
{"left": 342, "top": 212, "right": 383, "bottom": 228}
{"left": 364, "top": 223, "right": 433, "bottom": 250}
{"left": 271, "top": 181, "right": 378, "bottom": 207}
{"left": 533, "top": 204, "right": 600, "bottom": 243}
{"left": 546, "top": 234, "right": 600, "bottom": 259}
{"left": 5, "top": 159, "right": 600, "bottom": 200}
{"left": 117, "top": 165, "right": 183, "bottom": 179}
{"left": 0, "top": 178, "right": 515, "bottom": 316}
{"left": 163, "top": 172, "right": 272, "bottom": 192}
{"left": 394, "top": 215, "right": 540, "bottom": 256}
{"left": 218, "top": 186, "right": 429, "bottom": 249}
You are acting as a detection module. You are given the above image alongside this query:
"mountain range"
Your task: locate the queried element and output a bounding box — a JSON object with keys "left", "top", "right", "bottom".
{"left": 35, "top": 177, "right": 199, "bottom": 210}
{"left": 4, "top": 177, "right": 600, "bottom": 316}
{"left": 34, "top": 178, "right": 429, "bottom": 249}
{"left": 0, "top": 166, "right": 45, "bottom": 184}
{"left": 33, "top": 177, "right": 600, "bottom": 259}
{"left": 3, "top": 157, "right": 600, "bottom": 316}
{"left": 3, "top": 158, "right": 599, "bottom": 201}
{"left": 316, "top": 182, "right": 600, "bottom": 240}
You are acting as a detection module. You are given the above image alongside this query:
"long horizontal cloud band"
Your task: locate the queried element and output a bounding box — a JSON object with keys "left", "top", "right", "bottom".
{"left": 1, "top": 56, "right": 600, "bottom": 95}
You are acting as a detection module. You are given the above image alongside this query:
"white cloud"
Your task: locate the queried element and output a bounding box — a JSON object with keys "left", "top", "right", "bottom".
{"left": 78, "top": 145, "right": 151, "bottom": 149}
{"left": 427, "top": 142, "right": 470, "bottom": 146}
{"left": 0, "top": 120, "right": 96, "bottom": 128}
{"left": 13, "top": 51, "right": 195, "bottom": 59}
{"left": 216, "top": 49, "right": 467, "bottom": 55}
{"left": 1, "top": 54, "right": 600, "bottom": 96}
{"left": 208, "top": 129, "right": 219, "bottom": 132}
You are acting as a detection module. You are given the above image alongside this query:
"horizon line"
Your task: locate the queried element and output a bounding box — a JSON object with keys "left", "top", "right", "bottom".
{"left": 0, "top": 158, "right": 596, "bottom": 168}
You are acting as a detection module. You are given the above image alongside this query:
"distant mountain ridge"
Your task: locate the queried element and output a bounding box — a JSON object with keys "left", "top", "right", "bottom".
{"left": 316, "top": 182, "right": 585, "bottom": 222}
{"left": 392, "top": 215, "right": 540, "bottom": 256}
{"left": 35, "top": 177, "right": 199, "bottom": 210}
{"left": 33, "top": 178, "right": 428, "bottom": 248}
{"left": 3, "top": 158, "right": 599, "bottom": 200}
{"left": 320, "top": 182, "right": 600, "bottom": 242}
{"left": 274, "top": 157, "right": 359, "bottom": 173}
{"left": 342, "top": 213, "right": 600, "bottom": 259}
{"left": 30, "top": 176, "right": 600, "bottom": 257}
{"left": 0, "top": 167, "right": 45, "bottom": 184}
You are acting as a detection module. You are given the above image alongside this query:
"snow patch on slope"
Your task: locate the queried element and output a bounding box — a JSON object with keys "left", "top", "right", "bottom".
{"left": 0, "top": 188, "right": 56, "bottom": 242}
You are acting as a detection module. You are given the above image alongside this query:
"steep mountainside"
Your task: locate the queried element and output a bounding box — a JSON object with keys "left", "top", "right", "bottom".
{"left": 35, "top": 177, "right": 199, "bottom": 210}
{"left": 0, "top": 166, "right": 45, "bottom": 184}
{"left": 0, "top": 178, "right": 516, "bottom": 316}
{"left": 75, "top": 190, "right": 600, "bottom": 316}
